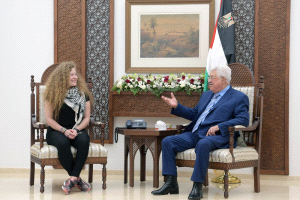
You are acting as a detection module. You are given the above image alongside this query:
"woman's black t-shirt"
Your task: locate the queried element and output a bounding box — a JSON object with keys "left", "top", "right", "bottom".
{"left": 48, "top": 95, "right": 90, "bottom": 131}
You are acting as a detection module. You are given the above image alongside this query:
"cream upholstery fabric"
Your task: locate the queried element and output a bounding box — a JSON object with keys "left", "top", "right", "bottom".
{"left": 39, "top": 85, "right": 47, "bottom": 125}
{"left": 233, "top": 86, "right": 254, "bottom": 147}
{"left": 31, "top": 142, "right": 108, "bottom": 159}
{"left": 176, "top": 146, "right": 258, "bottom": 163}
{"left": 232, "top": 86, "right": 254, "bottom": 126}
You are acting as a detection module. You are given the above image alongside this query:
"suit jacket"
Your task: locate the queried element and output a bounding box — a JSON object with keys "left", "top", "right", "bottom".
{"left": 171, "top": 86, "right": 249, "bottom": 148}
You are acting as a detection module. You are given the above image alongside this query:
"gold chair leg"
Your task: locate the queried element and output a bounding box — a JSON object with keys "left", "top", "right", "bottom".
{"left": 211, "top": 171, "right": 241, "bottom": 184}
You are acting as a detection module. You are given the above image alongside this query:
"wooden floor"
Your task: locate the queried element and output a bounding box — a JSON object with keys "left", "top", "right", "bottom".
{"left": 1, "top": 168, "right": 300, "bottom": 200}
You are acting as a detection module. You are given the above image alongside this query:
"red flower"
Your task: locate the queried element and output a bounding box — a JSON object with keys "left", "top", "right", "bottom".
{"left": 164, "top": 76, "right": 169, "bottom": 83}
{"left": 200, "top": 79, "right": 204, "bottom": 84}
{"left": 137, "top": 77, "right": 142, "bottom": 81}
{"left": 182, "top": 75, "right": 185, "bottom": 80}
{"left": 190, "top": 78, "right": 194, "bottom": 84}
{"left": 177, "top": 79, "right": 181, "bottom": 83}
{"left": 147, "top": 80, "right": 151, "bottom": 84}
{"left": 125, "top": 79, "right": 130, "bottom": 83}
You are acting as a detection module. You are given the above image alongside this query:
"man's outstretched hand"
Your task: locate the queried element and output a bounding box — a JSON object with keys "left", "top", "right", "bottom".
{"left": 161, "top": 92, "right": 178, "bottom": 108}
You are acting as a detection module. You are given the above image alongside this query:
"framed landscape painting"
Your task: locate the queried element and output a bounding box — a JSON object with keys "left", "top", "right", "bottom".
{"left": 125, "top": 0, "right": 215, "bottom": 73}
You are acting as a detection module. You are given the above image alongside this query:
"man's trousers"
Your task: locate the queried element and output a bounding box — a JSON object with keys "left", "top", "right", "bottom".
{"left": 161, "top": 132, "right": 220, "bottom": 183}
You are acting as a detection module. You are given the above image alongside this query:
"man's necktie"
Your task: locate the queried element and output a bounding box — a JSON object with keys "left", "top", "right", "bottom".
{"left": 192, "top": 93, "right": 220, "bottom": 132}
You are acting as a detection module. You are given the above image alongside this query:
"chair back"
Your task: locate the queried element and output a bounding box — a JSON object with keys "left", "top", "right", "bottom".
{"left": 230, "top": 63, "right": 255, "bottom": 126}
{"left": 30, "top": 64, "right": 98, "bottom": 147}
{"left": 229, "top": 63, "right": 264, "bottom": 147}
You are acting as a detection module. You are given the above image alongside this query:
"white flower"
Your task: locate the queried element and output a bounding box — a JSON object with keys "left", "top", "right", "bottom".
{"left": 194, "top": 81, "right": 200, "bottom": 85}
{"left": 190, "top": 84, "right": 197, "bottom": 89}
{"left": 169, "top": 74, "right": 177, "bottom": 81}
{"left": 148, "top": 76, "right": 155, "bottom": 81}
{"left": 129, "top": 85, "right": 133, "bottom": 88}
{"left": 180, "top": 81, "right": 186, "bottom": 88}
{"left": 156, "top": 75, "right": 163, "bottom": 81}
{"left": 117, "top": 80, "right": 123, "bottom": 89}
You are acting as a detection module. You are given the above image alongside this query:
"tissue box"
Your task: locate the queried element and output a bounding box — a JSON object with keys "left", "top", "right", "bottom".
{"left": 155, "top": 123, "right": 167, "bottom": 130}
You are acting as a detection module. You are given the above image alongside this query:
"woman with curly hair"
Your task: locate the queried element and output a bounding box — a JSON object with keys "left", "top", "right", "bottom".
{"left": 44, "top": 61, "right": 93, "bottom": 194}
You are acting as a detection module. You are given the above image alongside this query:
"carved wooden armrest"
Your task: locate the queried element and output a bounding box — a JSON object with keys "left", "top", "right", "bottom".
{"left": 230, "top": 119, "right": 260, "bottom": 132}
{"left": 90, "top": 116, "right": 105, "bottom": 128}
{"left": 31, "top": 114, "right": 48, "bottom": 129}
{"left": 176, "top": 124, "right": 189, "bottom": 134}
{"left": 31, "top": 114, "right": 48, "bottom": 149}
{"left": 227, "top": 118, "right": 260, "bottom": 162}
{"left": 89, "top": 115, "right": 106, "bottom": 145}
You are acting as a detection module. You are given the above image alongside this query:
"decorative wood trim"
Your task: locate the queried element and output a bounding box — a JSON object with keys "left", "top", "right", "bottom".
{"left": 54, "top": 0, "right": 86, "bottom": 79}
{"left": 112, "top": 91, "right": 201, "bottom": 117}
{"left": 109, "top": 0, "right": 115, "bottom": 144}
{"left": 254, "top": 0, "right": 290, "bottom": 175}
{"left": 284, "top": 0, "right": 290, "bottom": 176}
{"left": 260, "top": 170, "right": 286, "bottom": 175}
{"left": 54, "top": 0, "right": 114, "bottom": 143}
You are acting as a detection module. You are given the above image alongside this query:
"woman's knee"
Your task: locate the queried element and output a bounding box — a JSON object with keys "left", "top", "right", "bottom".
{"left": 76, "top": 132, "right": 90, "bottom": 146}
{"left": 47, "top": 132, "right": 70, "bottom": 148}
{"left": 56, "top": 139, "right": 71, "bottom": 150}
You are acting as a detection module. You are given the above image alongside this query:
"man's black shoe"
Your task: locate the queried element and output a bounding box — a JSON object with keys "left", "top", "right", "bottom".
{"left": 151, "top": 175, "right": 179, "bottom": 195}
{"left": 188, "top": 182, "right": 203, "bottom": 199}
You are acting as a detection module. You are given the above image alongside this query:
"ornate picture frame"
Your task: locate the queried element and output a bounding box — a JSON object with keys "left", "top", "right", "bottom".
{"left": 125, "top": 0, "right": 215, "bottom": 73}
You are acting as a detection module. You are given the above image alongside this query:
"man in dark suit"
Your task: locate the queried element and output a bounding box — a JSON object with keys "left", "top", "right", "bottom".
{"left": 151, "top": 65, "right": 249, "bottom": 200}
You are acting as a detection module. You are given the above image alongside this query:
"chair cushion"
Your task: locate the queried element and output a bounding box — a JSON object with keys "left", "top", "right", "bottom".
{"left": 232, "top": 86, "right": 254, "bottom": 126}
{"left": 31, "top": 142, "right": 108, "bottom": 159}
{"left": 176, "top": 146, "right": 258, "bottom": 163}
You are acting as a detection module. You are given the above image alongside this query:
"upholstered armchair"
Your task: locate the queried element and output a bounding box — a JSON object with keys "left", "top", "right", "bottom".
{"left": 175, "top": 63, "right": 264, "bottom": 198}
{"left": 30, "top": 64, "right": 108, "bottom": 193}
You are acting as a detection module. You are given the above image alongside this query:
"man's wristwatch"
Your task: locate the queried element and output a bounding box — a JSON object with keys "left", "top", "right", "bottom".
{"left": 74, "top": 128, "right": 80, "bottom": 133}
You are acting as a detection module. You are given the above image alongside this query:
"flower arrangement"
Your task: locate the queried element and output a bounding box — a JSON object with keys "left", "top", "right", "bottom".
{"left": 112, "top": 73, "right": 205, "bottom": 97}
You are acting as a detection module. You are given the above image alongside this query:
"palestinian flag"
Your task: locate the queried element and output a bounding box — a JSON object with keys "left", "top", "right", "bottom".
{"left": 203, "top": 0, "right": 235, "bottom": 91}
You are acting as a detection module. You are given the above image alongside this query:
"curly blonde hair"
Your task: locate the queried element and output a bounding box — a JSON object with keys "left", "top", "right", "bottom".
{"left": 43, "top": 61, "right": 93, "bottom": 120}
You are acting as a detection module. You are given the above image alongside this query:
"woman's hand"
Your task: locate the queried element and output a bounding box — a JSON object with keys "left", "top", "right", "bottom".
{"left": 65, "top": 129, "right": 77, "bottom": 139}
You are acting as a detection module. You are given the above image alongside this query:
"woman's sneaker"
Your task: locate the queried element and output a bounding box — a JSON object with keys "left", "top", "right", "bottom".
{"left": 77, "top": 177, "right": 91, "bottom": 192}
{"left": 62, "top": 178, "right": 78, "bottom": 195}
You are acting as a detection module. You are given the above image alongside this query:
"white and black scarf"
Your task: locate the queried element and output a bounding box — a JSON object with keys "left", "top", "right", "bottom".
{"left": 64, "top": 87, "right": 86, "bottom": 129}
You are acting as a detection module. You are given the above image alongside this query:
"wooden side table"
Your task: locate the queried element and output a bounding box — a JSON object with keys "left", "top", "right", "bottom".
{"left": 118, "top": 128, "right": 177, "bottom": 188}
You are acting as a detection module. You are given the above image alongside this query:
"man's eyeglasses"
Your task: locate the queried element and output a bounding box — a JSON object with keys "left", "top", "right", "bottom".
{"left": 208, "top": 76, "right": 218, "bottom": 80}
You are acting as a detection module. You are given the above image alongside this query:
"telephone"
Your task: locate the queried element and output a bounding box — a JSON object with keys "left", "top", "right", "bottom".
{"left": 125, "top": 119, "right": 147, "bottom": 129}
{"left": 114, "top": 119, "right": 147, "bottom": 143}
